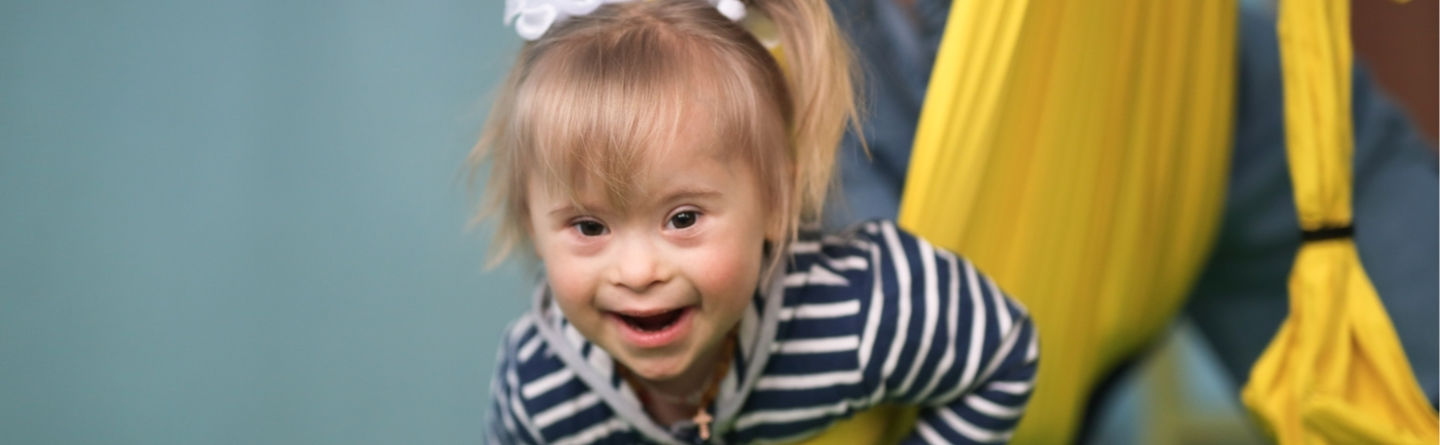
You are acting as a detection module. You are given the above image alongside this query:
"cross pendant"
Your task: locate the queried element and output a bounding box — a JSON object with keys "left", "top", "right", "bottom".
{"left": 693, "top": 408, "right": 713, "bottom": 440}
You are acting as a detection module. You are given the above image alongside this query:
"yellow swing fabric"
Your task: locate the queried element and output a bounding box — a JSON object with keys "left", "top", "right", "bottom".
{"left": 1238, "top": 1, "right": 1440, "bottom": 443}
{"left": 895, "top": 0, "right": 1237, "bottom": 443}
{"left": 795, "top": 1, "right": 1240, "bottom": 441}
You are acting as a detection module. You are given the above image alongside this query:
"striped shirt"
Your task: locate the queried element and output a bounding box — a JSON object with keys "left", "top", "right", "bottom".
{"left": 487, "top": 220, "right": 1039, "bottom": 444}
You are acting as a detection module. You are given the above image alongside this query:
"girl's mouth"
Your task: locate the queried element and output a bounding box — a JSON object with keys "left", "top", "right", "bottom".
{"left": 609, "top": 306, "right": 694, "bottom": 348}
{"left": 618, "top": 308, "right": 686, "bottom": 332}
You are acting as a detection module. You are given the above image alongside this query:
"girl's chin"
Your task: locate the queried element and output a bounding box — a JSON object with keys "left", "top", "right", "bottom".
{"left": 620, "top": 353, "right": 696, "bottom": 382}
{"left": 617, "top": 342, "right": 732, "bottom": 391}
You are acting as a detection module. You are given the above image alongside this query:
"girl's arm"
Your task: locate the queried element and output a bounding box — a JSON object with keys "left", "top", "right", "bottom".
{"left": 854, "top": 221, "right": 1039, "bottom": 444}
{"left": 902, "top": 305, "right": 1037, "bottom": 444}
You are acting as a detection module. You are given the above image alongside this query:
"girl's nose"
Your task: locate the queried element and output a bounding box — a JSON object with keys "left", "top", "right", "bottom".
{"left": 612, "top": 236, "right": 670, "bottom": 292}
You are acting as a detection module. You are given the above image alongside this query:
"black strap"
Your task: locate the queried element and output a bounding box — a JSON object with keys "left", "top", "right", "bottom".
{"left": 1302, "top": 225, "right": 1354, "bottom": 242}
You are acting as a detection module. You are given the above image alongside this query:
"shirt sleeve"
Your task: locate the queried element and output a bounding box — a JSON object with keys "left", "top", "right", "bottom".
{"left": 853, "top": 221, "right": 1040, "bottom": 444}
{"left": 485, "top": 318, "right": 544, "bottom": 445}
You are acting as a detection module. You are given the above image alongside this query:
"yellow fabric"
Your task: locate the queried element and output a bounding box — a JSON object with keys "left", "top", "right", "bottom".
{"left": 792, "top": 405, "right": 919, "bottom": 445}
{"left": 894, "top": 1, "right": 1237, "bottom": 443}
{"left": 1238, "top": 1, "right": 1440, "bottom": 444}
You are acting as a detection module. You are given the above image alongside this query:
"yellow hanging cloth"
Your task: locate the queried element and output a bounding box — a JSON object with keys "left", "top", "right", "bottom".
{"left": 895, "top": 0, "right": 1237, "bottom": 443}
{"left": 802, "top": 0, "right": 1240, "bottom": 443}
{"left": 777, "top": 2, "right": 1245, "bottom": 445}
{"left": 1238, "top": 1, "right": 1440, "bottom": 443}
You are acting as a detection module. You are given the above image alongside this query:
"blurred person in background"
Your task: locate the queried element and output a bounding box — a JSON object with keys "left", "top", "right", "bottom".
{"left": 825, "top": 0, "right": 1437, "bottom": 441}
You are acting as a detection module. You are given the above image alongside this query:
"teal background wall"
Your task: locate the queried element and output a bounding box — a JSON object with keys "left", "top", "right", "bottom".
{"left": 0, "top": 1, "right": 529, "bottom": 443}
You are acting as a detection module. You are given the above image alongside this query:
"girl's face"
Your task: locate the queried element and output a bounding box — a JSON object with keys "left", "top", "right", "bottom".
{"left": 526, "top": 125, "right": 772, "bottom": 389}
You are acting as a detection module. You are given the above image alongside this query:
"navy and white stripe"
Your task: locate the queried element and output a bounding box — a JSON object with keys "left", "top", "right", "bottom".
{"left": 487, "top": 220, "right": 1039, "bottom": 444}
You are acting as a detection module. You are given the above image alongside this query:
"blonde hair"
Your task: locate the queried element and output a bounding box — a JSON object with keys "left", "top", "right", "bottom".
{"left": 470, "top": 0, "right": 856, "bottom": 275}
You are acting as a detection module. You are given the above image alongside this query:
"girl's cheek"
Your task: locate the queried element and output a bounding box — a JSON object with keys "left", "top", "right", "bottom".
{"left": 699, "top": 240, "right": 760, "bottom": 294}
{"left": 545, "top": 257, "right": 599, "bottom": 304}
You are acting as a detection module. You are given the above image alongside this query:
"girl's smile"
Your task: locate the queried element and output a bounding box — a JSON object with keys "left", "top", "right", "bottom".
{"left": 607, "top": 305, "right": 696, "bottom": 348}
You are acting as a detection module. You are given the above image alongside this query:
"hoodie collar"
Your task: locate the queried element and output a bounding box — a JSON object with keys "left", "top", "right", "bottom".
{"left": 527, "top": 267, "right": 787, "bottom": 444}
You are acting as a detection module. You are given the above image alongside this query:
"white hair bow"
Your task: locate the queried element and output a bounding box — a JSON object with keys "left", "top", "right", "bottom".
{"left": 505, "top": 0, "right": 747, "bottom": 41}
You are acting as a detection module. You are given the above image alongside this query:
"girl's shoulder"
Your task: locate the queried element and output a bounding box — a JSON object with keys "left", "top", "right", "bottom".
{"left": 789, "top": 219, "right": 933, "bottom": 272}
{"left": 785, "top": 219, "right": 995, "bottom": 309}
{"left": 782, "top": 219, "right": 934, "bottom": 301}
{"left": 794, "top": 219, "right": 890, "bottom": 255}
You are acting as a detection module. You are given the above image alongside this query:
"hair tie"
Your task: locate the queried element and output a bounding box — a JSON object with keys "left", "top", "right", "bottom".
{"left": 505, "top": 0, "right": 747, "bottom": 41}
{"left": 1301, "top": 225, "right": 1354, "bottom": 242}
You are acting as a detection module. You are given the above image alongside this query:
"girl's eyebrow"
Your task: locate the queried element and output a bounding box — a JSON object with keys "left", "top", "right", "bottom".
{"left": 660, "top": 188, "right": 722, "bottom": 203}
{"left": 547, "top": 204, "right": 580, "bottom": 216}
{"left": 547, "top": 201, "right": 596, "bottom": 216}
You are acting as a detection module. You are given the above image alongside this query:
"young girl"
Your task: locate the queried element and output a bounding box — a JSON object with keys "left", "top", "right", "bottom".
{"left": 475, "top": 1, "right": 1037, "bottom": 443}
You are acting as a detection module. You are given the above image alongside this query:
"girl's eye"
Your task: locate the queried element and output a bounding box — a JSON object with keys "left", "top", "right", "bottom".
{"left": 574, "top": 220, "right": 607, "bottom": 237}
{"left": 668, "top": 211, "right": 699, "bottom": 230}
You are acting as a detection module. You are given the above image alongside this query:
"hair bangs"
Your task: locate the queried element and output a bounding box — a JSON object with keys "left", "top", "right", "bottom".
{"left": 511, "top": 20, "right": 790, "bottom": 215}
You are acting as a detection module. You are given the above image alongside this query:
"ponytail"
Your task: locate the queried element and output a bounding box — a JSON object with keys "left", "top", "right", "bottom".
{"left": 748, "top": 0, "right": 859, "bottom": 229}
